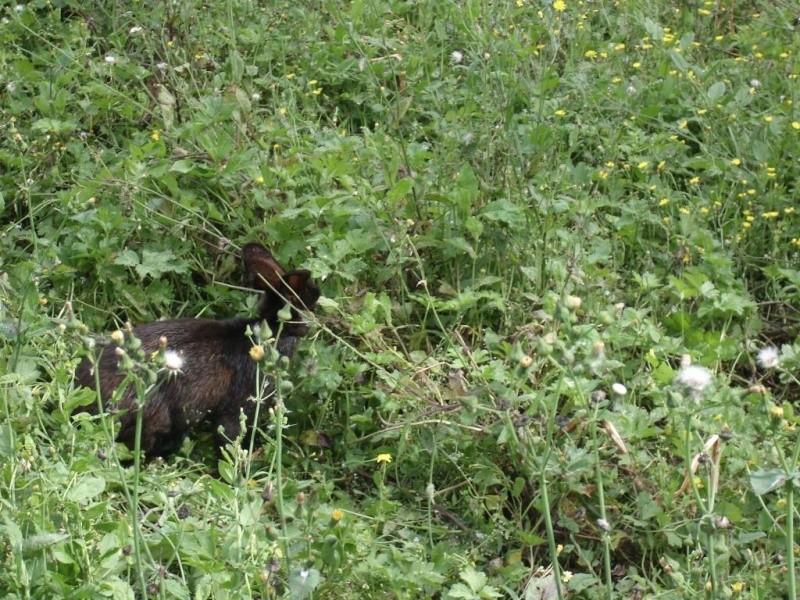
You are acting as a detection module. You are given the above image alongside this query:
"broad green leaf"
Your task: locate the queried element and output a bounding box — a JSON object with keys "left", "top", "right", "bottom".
{"left": 288, "top": 567, "right": 322, "bottom": 600}
{"left": 707, "top": 81, "right": 725, "bottom": 101}
{"left": 749, "top": 468, "right": 786, "bottom": 496}
{"left": 21, "top": 533, "right": 69, "bottom": 556}
{"left": 459, "top": 567, "right": 487, "bottom": 592}
{"left": 157, "top": 85, "right": 176, "bottom": 130}
{"left": 66, "top": 475, "right": 106, "bottom": 503}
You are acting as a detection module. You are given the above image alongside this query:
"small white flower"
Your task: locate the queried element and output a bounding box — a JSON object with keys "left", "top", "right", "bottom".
{"left": 611, "top": 383, "right": 627, "bottom": 396}
{"left": 15, "top": 5, "right": 25, "bottom": 13}
{"left": 104, "top": 55, "right": 116, "bottom": 64}
{"left": 164, "top": 350, "right": 183, "bottom": 372}
{"left": 675, "top": 365, "right": 712, "bottom": 396}
{"left": 156, "top": 62, "right": 168, "bottom": 71}
{"left": 6, "top": 82, "right": 17, "bottom": 93}
{"left": 450, "top": 51, "right": 463, "bottom": 64}
{"left": 129, "top": 26, "right": 142, "bottom": 34}
{"left": 565, "top": 295, "right": 582, "bottom": 309}
{"left": 483, "top": 52, "right": 491, "bottom": 60}
{"left": 596, "top": 518, "right": 612, "bottom": 532}
{"left": 749, "top": 79, "right": 761, "bottom": 89}
{"left": 756, "top": 346, "right": 779, "bottom": 370}
{"left": 251, "top": 92, "right": 261, "bottom": 101}
{"left": 626, "top": 85, "right": 636, "bottom": 95}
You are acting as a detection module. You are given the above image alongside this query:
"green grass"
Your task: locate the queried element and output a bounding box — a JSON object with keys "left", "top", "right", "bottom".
{"left": 1, "top": 0, "right": 799, "bottom": 597}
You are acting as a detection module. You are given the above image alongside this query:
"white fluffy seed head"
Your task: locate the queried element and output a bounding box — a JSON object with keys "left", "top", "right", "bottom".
{"left": 756, "top": 346, "right": 779, "bottom": 370}
{"left": 675, "top": 365, "right": 712, "bottom": 397}
{"left": 164, "top": 350, "right": 183, "bottom": 372}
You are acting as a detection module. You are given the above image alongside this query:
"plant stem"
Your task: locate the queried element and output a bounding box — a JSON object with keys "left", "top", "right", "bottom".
{"left": 273, "top": 382, "right": 291, "bottom": 576}
{"left": 131, "top": 378, "right": 148, "bottom": 597}
{"left": 787, "top": 477, "right": 797, "bottom": 600}
{"left": 590, "top": 404, "right": 613, "bottom": 597}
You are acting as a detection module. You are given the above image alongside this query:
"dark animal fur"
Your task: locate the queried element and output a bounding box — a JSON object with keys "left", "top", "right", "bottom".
{"left": 74, "top": 243, "right": 320, "bottom": 459}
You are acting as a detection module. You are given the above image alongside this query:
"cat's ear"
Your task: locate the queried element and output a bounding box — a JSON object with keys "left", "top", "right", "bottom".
{"left": 242, "top": 244, "right": 285, "bottom": 292}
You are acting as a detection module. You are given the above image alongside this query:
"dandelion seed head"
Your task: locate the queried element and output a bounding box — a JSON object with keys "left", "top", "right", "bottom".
{"left": 164, "top": 350, "right": 183, "bottom": 372}
{"left": 450, "top": 51, "right": 464, "bottom": 64}
{"left": 675, "top": 365, "right": 712, "bottom": 396}
{"left": 756, "top": 346, "right": 779, "bottom": 370}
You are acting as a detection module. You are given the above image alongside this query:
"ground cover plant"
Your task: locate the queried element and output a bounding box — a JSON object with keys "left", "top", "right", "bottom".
{"left": 1, "top": 0, "right": 799, "bottom": 597}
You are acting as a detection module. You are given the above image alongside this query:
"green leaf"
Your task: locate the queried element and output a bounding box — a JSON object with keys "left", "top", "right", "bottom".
{"left": 21, "top": 533, "right": 69, "bottom": 556}
{"left": 707, "top": 81, "right": 726, "bottom": 101}
{"left": 157, "top": 85, "right": 177, "bottom": 130}
{"left": 749, "top": 468, "right": 786, "bottom": 496}
{"left": 170, "top": 159, "right": 196, "bottom": 174}
{"left": 567, "top": 573, "right": 600, "bottom": 593}
{"left": 386, "top": 178, "right": 414, "bottom": 204}
{"left": 448, "top": 583, "right": 479, "bottom": 599}
{"left": 642, "top": 18, "right": 663, "bottom": 40}
{"left": 66, "top": 475, "right": 106, "bottom": 503}
{"left": 229, "top": 49, "right": 244, "bottom": 82}
{"left": 31, "top": 118, "right": 76, "bottom": 134}
{"left": 480, "top": 199, "right": 526, "bottom": 230}
{"left": 114, "top": 249, "right": 189, "bottom": 280}
{"left": 288, "top": 567, "right": 322, "bottom": 600}
{"left": 0, "top": 423, "right": 14, "bottom": 457}
{"left": 460, "top": 566, "right": 487, "bottom": 592}
{"left": 114, "top": 249, "right": 140, "bottom": 269}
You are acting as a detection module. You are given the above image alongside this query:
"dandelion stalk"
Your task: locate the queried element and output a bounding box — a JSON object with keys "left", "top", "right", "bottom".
{"left": 785, "top": 417, "right": 800, "bottom": 600}
{"left": 131, "top": 376, "right": 148, "bottom": 598}
{"left": 590, "top": 401, "right": 613, "bottom": 597}
{"left": 786, "top": 474, "right": 796, "bottom": 600}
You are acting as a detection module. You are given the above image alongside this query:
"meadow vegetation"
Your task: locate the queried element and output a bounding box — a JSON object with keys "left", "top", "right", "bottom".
{"left": 1, "top": 0, "right": 799, "bottom": 597}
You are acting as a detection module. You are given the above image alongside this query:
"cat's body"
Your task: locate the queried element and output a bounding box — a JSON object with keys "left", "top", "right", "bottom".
{"left": 74, "top": 244, "right": 319, "bottom": 459}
